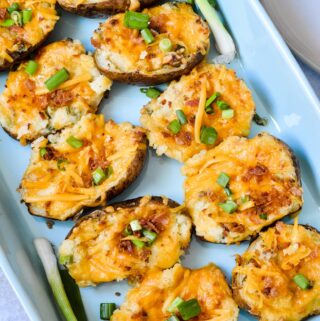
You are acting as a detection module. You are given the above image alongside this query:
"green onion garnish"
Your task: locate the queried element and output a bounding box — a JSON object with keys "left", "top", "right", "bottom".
{"left": 293, "top": 274, "right": 311, "bottom": 290}
{"left": 22, "top": 9, "right": 32, "bottom": 24}
{"left": 0, "top": 19, "right": 14, "bottom": 27}
{"left": 39, "top": 147, "right": 47, "bottom": 158}
{"left": 205, "top": 105, "right": 214, "bottom": 114}
{"left": 200, "top": 126, "right": 218, "bottom": 145}
{"left": 240, "top": 195, "right": 249, "bottom": 203}
{"left": 224, "top": 187, "right": 232, "bottom": 197}
{"left": 177, "top": 298, "right": 201, "bottom": 320}
{"left": 124, "top": 11, "right": 149, "bottom": 29}
{"left": 159, "top": 38, "right": 172, "bottom": 52}
{"left": 100, "top": 303, "right": 116, "bottom": 320}
{"left": 205, "top": 92, "right": 220, "bottom": 107}
{"left": 168, "top": 119, "right": 181, "bottom": 135}
{"left": 222, "top": 109, "right": 234, "bottom": 119}
{"left": 124, "top": 225, "right": 133, "bottom": 236}
{"left": 140, "top": 87, "right": 161, "bottom": 99}
{"left": 141, "top": 28, "right": 154, "bottom": 44}
{"left": 216, "top": 100, "right": 230, "bottom": 110}
{"left": 59, "top": 255, "right": 73, "bottom": 265}
{"left": 45, "top": 68, "right": 70, "bottom": 91}
{"left": 7, "top": 2, "right": 19, "bottom": 13}
{"left": 25, "top": 60, "right": 38, "bottom": 75}
{"left": 130, "top": 220, "right": 142, "bottom": 232}
{"left": 176, "top": 110, "right": 187, "bottom": 125}
{"left": 166, "top": 316, "right": 180, "bottom": 321}
{"left": 92, "top": 167, "right": 107, "bottom": 185}
{"left": 216, "top": 172, "right": 230, "bottom": 187}
{"left": 57, "top": 159, "right": 67, "bottom": 171}
{"left": 142, "top": 229, "right": 157, "bottom": 243}
{"left": 253, "top": 113, "right": 268, "bottom": 126}
{"left": 132, "top": 239, "right": 145, "bottom": 248}
{"left": 167, "top": 297, "right": 184, "bottom": 313}
{"left": 259, "top": 213, "right": 268, "bottom": 220}
{"left": 66, "top": 136, "right": 83, "bottom": 149}
{"left": 10, "top": 11, "right": 22, "bottom": 26}
{"left": 218, "top": 200, "right": 238, "bottom": 213}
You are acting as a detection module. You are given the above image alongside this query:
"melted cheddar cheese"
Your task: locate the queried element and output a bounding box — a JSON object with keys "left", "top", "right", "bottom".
{"left": 0, "top": 39, "right": 112, "bottom": 144}
{"left": 19, "top": 113, "right": 147, "bottom": 220}
{"left": 182, "top": 133, "right": 303, "bottom": 243}
{"left": 140, "top": 63, "right": 255, "bottom": 162}
{"left": 0, "top": 0, "right": 58, "bottom": 65}
{"left": 232, "top": 222, "right": 320, "bottom": 321}
{"left": 92, "top": 3, "right": 210, "bottom": 76}
{"left": 59, "top": 197, "right": 192, "bottom": 286}
{"left": 112, "top": 264, "right": 239, "bottom": 321}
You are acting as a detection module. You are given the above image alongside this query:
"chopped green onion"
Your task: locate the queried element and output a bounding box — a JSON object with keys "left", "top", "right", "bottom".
{"left": 253, "top": 113, "right": 268, "bottom": 126}
{"left": 92, "top": 167, "right": 107, "bottom": 185}
{"left": 259, "top": 213, "right": 268, "bottom": 220}
{"left": 22, "top": 9, "right": 32, "bottom": 24}
{"left": 100, "top": 303, "right": 116, "bottom": 320}
{"left": 216, "top": 172, "right": 230, "bottom": 187}
{"left": 293, "top": 274, "right": 311, "bottom": 290}
{"left": 216, "top": 100, "right": 230, "bottom": 110}
{"left": 166, "top": 316, "right": 180, "bottom": 321}
{"left": 124, "top": 225, "right": 133, "bottom": 236}
{"left": 140, "top": 87, "right": 161, "bottom": 99}
{"left": 186, "top": 0, "right": 194, "bottom": 4}
{"left": 45, "top": 68, "right": 70, "bottom": 91}
{"left": 59, "top": 255, "right": 73, "bottom": 265}
{"left": 177, "top": 298, "right": 201, "bottom": 320}
{"left": 142, "top": 229, "right": 157, "bottom": 243}
{"left": 168, "top": 119, "right": 181, "bottom": 135}
{"left": 167, "top": 297, "right": 184, "bottom": 313}
{"left": 205, "top": 92, "right": 220, "bottom": 107}
{"left": 124, "top": 11, "right": 149, "bottom": 29}
{"left": 7, "top": 2, "right": 19, "bottom": 13}
{"left": 25, "top": 60, "right": 38, "bottom": 75}
{"left": 10, "top": 10, "right": 22, "bottom": 26}
{"left": 141, "top": 28, "right": 154, "bottom": 44}
{"left": 0, "top": 19, "right": 14, "bottom": 27}
{"left": 205, "top": 105, "right": 214, "bottom": 114}
{"left": 66, "top": 136, "right": 83, "bottom": 148}
{"left": 240, "top": 195, "right": 249, "bottom": 203}
{"left": 222, "top": 109, "right": 234, "bottom": 119}
{"left": 208, "top": 0, "right": 217, "bottom": 7}
{"left": 132, "top": 239, "right": 145, "bottom": 248}
{"left": 39, "top": 147, "right": 47, "bottom": 158}
{"left": 130, "top": 220, "right": 142, "bottom": 232}
{"left": 224, "top": 187, "right": 232, "bottom": 197}
{"left": 34, "top": 238, "right": 78, "bottom": 321}
{"left": 200, "top": 126, "right": 217, "bottom": 145}
{"left": 159, "top": 38, "right": 172, "bottom": 52}
{"left": 218, "top": 200, "right": 238, "bottom": 213}
{"left": 176, "top": 109, "right": 187, "bottom": 125}
{"left": 57, "top": 159, "right": 67, "bottom": 171}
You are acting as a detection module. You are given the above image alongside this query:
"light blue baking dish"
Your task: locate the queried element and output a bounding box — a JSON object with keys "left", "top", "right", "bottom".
{"left": 0, "top": 0, "right": 319, "bottom": 320}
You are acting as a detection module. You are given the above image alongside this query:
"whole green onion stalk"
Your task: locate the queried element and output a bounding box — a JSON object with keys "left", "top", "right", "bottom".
{"left": 195, "top": 0, "right": 236, "bottom": 63}
{"left": 34, "top": 238, "right": 78, "bottom": 321}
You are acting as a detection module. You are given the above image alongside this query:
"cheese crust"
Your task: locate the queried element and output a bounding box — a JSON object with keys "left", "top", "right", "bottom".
{"left": 19, "top": 113, "right": 147, "bottom": 220}
{"left": 92, "top": 3, "right": 210, "bottom": 84}
{"left": 0, "top": 39, "right": 112, "bottom": 144}
{"left": 232, "top": 222, "right": 320, "bottom": 321}
{"left": 182, "top": 132, "right": 303, "bottom": 243}
{"left": 112, "top": 263, "right": 239, "bottom": 321}
{"left": 0, "top": 0, "right": 58, "bottom": 69}
{"left": 59, "top": 197, "right": 192, "bottom": 286}
{"left": 140, "top": 63, "right": 255, "bottom": 162}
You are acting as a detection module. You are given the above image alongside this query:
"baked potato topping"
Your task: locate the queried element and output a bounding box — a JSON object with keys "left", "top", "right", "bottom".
{"left": 92, "top": 3, "right": 210, "bottom": 85}
{"left": 140, "top": 63, "right": 255, "bottom": 162}
{"left": 182, "top": 132, "right": 303, "bottom": 244}
{"left": 59, "top": 197, "right": 192, "bottom": 286}
{"left": 19, "top": 113, "right": 147, "bottom": 220}
{"left": 0, "top": 39, "right": 112, "bottom": 144}
{"left": 0, "top": 0, "right": 58, "bottom": 70}
{"left": 111, "top": 263, "right": 239, "bottom": 321}
{"left": 232, "top": 222, "right": 320, "bottom": 321}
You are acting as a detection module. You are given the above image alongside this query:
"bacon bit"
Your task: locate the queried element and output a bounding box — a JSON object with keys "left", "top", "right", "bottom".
{"left": 91, "top": 37, "right": 101, "bottom": 48}
{"left": 88, "top": 156, "right": 110, "bottom": 171}
{"left": 25, "top": 79, "right": 35, "bottom": 91}
{"left": 175, "top": 131, "right": 192, "bottom": 146}
{"left": 0, "top": 8, "right": 7, "bottom": 19}
{"left": 162, "top": 131, "right": 172, "bottom": 138}
{"left": 222, "top": 223, "right": 245, "bottom": 236}
{"left": 242, "top": 164, "right": 269, "bottom": 182}
{"left": 262, "top": 276, "right": 278, "bottom": 297}
{"left": 48, "top": 90, "right": 74, "bottom": 107}
{"left": 140, "top": 212, "right": 169, "bottom": 234}
{"left": 35, "top": 94, "right": 49, "bottom": 109}
{"left": 119, "top": 240, "right": 134, "bottom": 254}
{"left": 149, "top": 14, "right": 167, "bottom": 33}
{"left": 185, "top": 99, "right": 200, "bottom": 107}
{"left": 138, "top": 248, "right": 151, "bottom": 261}
{"left": 42, "top": 147, "right": 55, "bottom": 161}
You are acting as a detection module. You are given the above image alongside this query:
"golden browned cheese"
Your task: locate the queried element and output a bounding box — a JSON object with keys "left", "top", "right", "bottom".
{"left": 0, "top": 0, "right": 58, "bottom": 65}
{"left": 182, "top": 132, "right": 303, "bottom": 244}
{"left": 92, "top": 3, "right": 210, "bottom": 76}
{"left": 0, "top": 39, "right": 112, "bottom": 144}
{"left": 140, "top": 63, "right": 255, "bottom": 162}
{"left": 59, "top": 197, "right": 192, "bottom": 286}
{"left": 112, "top": 264, "right": 239, "bottom": 321}
{"left": 232, "top": 222, "right": 320, "bottom": 321}
{"left": 19, "top": 114, "right": 147, "bottom": 220}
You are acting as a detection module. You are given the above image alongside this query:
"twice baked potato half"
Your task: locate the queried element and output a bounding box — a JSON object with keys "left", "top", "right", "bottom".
{"left": 19, "top": 114, "right": 147, "bottom": 220}
{"left": 232, "top": 221, "right": 320, "bottom": 321}
{"left": 140, "top": 63, "right": 255, "bottom": 162}
{"left": 58, "top": 0, "right": 157, "bottom": 17}
{"left": 0, "top": 0, "right": 58, "bottom": 71}
{"left": 182, "top": 132, "right": 303, "bottom": 244}
{"left": 112, "top": 263, "right": 239, "bottom": 321}
{"left": 0, "top": 39, "right": 112, "bottom": 144}
{"left": 92, "top": 3, "right": 210, "bottom": 85}
{"left": 59, "top": 196, "right": 192, "bottom": 286}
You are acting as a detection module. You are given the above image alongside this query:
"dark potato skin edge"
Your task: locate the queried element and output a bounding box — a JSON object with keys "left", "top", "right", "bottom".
{"left": 94, "top": 51, "right": 206, "bottom": 86}
{"left": 22, "top": 132, "right": 148, "bottom": 221}
{"left": 58, "top": 0, "right": 157, "bottom": 18}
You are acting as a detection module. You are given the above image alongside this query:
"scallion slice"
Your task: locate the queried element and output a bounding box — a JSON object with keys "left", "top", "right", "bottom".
{"left": 124, "top": 11, "right": 149, "bottom": 29}
{"left": 216, "top": 100, "right": 230, "bottom": 110}
{"left": 224, "top": 187, "right": 232, "bottom": 197}
{"left": 218, "top": 200, "right": 238, "bottom": 213}
{"left": 216, "top": 172, "right": 230, "bottom": 187}
{"left": 100, "top": 303, "right": 116, "bottom": 320}
{"left": 132, "top": 239, "right": 145, "bottom": 248}
{"left": 66, "top": 135, "right": 83, "bottom": 148}
{"left": 168, "top": 119, "right": 181, "bottom": 135}
{"left": 200, "top": 126, "right": 217, "bottom": 145}
{"left": 140, "top": 87, "right": 161, "bottom": 99}
{"left": 142, "top": 229, "right": 157, "bottom": 243}
{"left": 22, "top": 8, "right": 32, "bottom": 24}
{"left": 39, "top": 147, "right": 47, "bottom": 158}
{"left": 259, "top": 213, "right": 268, "bottom": 220}
{"left": 167, "top": 297, "right": 184, "bottom": 313}
{"left": 166, "top": 316, "right": 180, "bottom": 321}
{"left": 176, "top": 109, "right": 187, "bottom": 125}
{"left": 130, "top": 220, "right": 142, "bottom": 232}
{"left": 124, "top": 225, "right": 133, "bottom": 236}
{"left": 205, "top": 92, "right": 220, "bottom": 107}
{"left": 92, "top": 167, "right": 107, "bottom": 185}
{"left": 240, "top": 195, "right": 249, "bottom": 203}
{"left": 177, "top": 298, "right": 201, "bottom": 320}
{"left": 59, "top": 254, "right": 73, "bottom": 265}
{"left": 293, "top": 274, "right": 311, "bottom": 290}
{"left": 25, "top": 60, "right": 38, "bottom": 75}
{"left": 222, "top": 109, "right": 234, "bottom": 119}
{"left": 7, "top": 2, "right": 19, "bottom": 13}
{"left": 141, "top": 28, "right": 154, "bottom": 44}
{"left": 159, "top": 38, "right": 172, "bottom": 52}
{"left": 10, "top": 10, "right": 22, "bottom": 26}
{"left": 0, "top": 19, "right": 14, "bottom": 27}
{"left": 45, "top": 68, "right": 70, "bottom": 91}
{"left": 57, "top": 159, "right": 67, "bottom": 171}
{"left": 205, "top": 105, "right": 214, "bottom": 114}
